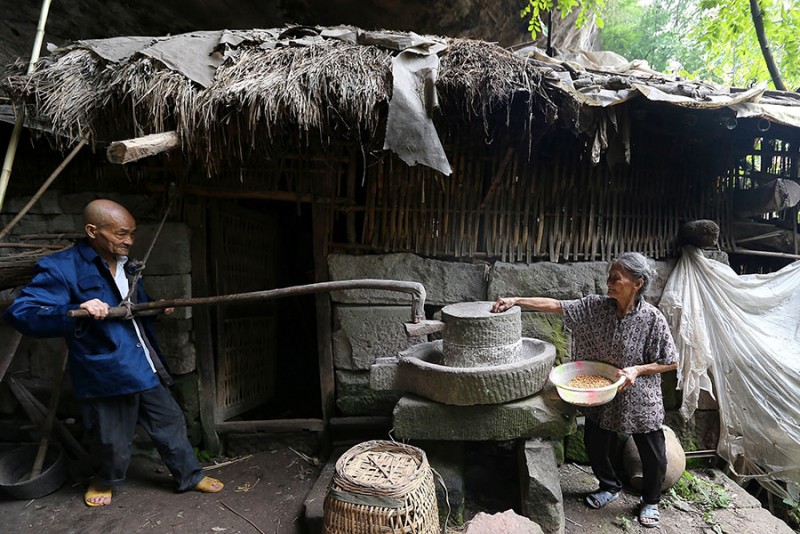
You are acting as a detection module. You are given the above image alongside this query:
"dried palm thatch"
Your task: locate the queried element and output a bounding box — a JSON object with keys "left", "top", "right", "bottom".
{"left": 3, "top": 28, "right": 556, "bottom": 172}
{"left": 0, "top": 247, "right": 64, "bottom": 290}
{"left": 193, "top": 38, "right": 394, "bottom": 170}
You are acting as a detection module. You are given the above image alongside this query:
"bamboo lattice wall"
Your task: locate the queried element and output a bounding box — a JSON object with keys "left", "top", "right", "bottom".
{"left": 346, "top": 136, "right": 727, "bottom": 263}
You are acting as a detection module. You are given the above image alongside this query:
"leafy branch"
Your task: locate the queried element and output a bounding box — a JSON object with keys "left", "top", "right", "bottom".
{"left": 520, "top": 0, "right": 606, "bottom": 39}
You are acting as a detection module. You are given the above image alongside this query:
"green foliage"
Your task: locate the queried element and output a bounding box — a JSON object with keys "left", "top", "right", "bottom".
{"left": 193, "top": 446, "right": 214, "bottom": 463}
{"left": 522, "top": 313, "right": 570, "bottom": 364}
{"left": 600, "top": 0, "right": 800, "bottom": 90}
{"left": 668, "top": 471, "right": 731, "bottom": 524}
{"left": 521, "top": 0, "right": 606, "bottom": 39}
{"left": 599, "top": 0, "right": 704, "bottom": 74}
{"left": 529, "top": 0, "right": 800, "bottom": 90}
{"left": 613, "top": 515, "right": 635, "bottom": 532}
{"left": 782, "top": 482, "right": 800, "bottom": 528}
{"left": 688, "top": 0, "right": 800, "bottom": 90}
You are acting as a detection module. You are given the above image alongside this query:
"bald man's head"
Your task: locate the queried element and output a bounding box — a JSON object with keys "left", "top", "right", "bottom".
{"left": 83, "top": 199, "right": 134, "bottom": 228}
{"left": 84, "top": 200, "right": 137, "bottom": 262}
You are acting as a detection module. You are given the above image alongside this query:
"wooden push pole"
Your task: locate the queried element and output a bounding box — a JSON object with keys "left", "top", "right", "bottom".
{"left": 66, "top": 279, "right": 428, "bottom": 323}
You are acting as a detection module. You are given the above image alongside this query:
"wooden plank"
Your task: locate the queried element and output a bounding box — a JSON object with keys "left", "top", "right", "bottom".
{"left": 534, "top": 158, "right": 545, "bottom": 258}
{"left": 216, "top": 419, "right": 325, "bottom": 433}
{"left": 346, "top": 148, "right": 357, "bottom": 244}
{"left": 376, "top": 157, "right": 386, "bottom": 249}
{"left": 469, "top": 157, "right": 480, "bottom": 257}
{"left": 522, "top": 156, "right": 533, "bottom": 263}
{"left": 479, "top": 147, "right": 514, "bottom": 210}
{"left": 329, "top": 416, "right": 392, "bottom": 431}
{"left": 405, "top": 320, "right": 447, "bottom": 337}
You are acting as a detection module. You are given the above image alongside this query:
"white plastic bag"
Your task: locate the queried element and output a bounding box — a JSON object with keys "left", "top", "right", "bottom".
{"left": 660, "top": 246, "right": 800, "bottom": 491}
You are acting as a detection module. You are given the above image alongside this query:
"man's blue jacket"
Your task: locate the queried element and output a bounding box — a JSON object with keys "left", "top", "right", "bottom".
{"left": 3, "top": 239, "right": 165, "bottom": 398}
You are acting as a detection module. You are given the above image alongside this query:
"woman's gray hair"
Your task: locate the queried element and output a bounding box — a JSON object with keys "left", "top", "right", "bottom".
{"left": 610, "top": 252, "right": 655, "bottom": 300}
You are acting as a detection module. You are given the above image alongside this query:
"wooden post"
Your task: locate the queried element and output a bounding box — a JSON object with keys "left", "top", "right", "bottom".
{"left": 187, "top": 198, "right": 221, "bottom": 454}
{"left": 106, "top": 131, "right": 181, "bottom": 164}
{"left": 313, "top": 166, "right": 335, "bottom": 453}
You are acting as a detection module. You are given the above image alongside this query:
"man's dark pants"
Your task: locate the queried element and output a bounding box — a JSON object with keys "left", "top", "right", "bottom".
{"left": 80, "top": 382, "right": 204, "bottom": 491}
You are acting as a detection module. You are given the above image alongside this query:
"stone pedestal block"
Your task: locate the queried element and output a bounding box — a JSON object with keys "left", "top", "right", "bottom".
{"left": 393, "top": 394, "right": 575, "bottom": 441}
{"left": 334, "top": 370, "right": 402, "bottom": 416}
{"left": 519, "top": 439, "right": 564, "bottom": 534}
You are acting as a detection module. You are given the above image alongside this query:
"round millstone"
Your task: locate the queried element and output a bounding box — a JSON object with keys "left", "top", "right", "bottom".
{"left": 396, "top": 338, "right": 557, "bottom": 406}
{"left": 440, "top": 301, "right": 522, "bottom": 367}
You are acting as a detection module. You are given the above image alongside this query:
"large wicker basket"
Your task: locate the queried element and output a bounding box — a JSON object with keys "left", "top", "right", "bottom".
{"left": 323, "top": 440, "right": 439, "bottom": 534}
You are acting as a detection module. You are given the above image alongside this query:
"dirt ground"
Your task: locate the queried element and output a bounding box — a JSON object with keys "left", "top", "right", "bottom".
{"left": 558, "top": 462, "right": 797, "bottom": 534}
{"left": 0, "top": 434, "right": 322, "bottom": 534}
{"left": 1, "top": 435, "right": 798, "bottom": 534}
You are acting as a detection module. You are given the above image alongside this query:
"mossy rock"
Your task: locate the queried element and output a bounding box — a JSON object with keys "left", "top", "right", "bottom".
{"left": 564, "top": 421, "right": 589, "bottom": 464}
{"left": 521, "top": 313, "right": 571, "bottom": 365}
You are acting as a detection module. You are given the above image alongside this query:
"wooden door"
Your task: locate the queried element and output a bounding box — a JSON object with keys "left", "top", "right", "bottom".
{"left": 210, "top": 201, "right": 279, "bottom": 421}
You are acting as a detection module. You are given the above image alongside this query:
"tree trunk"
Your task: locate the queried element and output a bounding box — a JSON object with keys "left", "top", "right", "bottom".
{"left": 749, "top": 0, "right": 786, "bottom": 90}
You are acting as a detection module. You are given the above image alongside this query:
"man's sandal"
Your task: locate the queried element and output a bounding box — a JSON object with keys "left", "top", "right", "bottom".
{"left": 639, "top": 503, "right": 660, "bottom": 528}
{"left": 84, "top": 482, "right": 112, "bottom": 507}
{"left": 585, "top": 489, "right": 620, "bottom": 509}
{"left": 193, "top": 476, "right": 224, "bottom": 493}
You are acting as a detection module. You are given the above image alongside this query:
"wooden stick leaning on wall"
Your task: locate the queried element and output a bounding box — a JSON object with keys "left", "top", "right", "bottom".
{"left": 6, "top": 376, "right": 92, "bottom": 465}
{"left": 0, "top": 330, "right": 22, "bottom": 384}
{"left": 28, "top": 347, "right": 68, "bottom": 480}
{"left": 0, "top": 0, "right": 53, "bottom": 210}
{"left": 0, "top": 138, "right": 88, "bottom": 242}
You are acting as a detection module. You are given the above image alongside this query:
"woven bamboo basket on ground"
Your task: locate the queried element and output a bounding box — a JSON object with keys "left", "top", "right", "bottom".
{"left": 323, "top": 440, "right": 439, "bottom": 534}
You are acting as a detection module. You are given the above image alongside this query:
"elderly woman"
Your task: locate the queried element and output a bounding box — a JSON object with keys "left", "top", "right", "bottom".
{"left": 492, "top": 252, "right": 678, "bottom": 528}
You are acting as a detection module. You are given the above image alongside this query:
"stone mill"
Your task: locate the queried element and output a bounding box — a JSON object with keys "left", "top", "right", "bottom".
{"left": 369, "top": 301, "right": 577, "bottom": 534}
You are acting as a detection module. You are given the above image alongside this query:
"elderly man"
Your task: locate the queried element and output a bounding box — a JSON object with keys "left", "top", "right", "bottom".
{"left": 4, "top": 199, "right": 222, "bottom": 506}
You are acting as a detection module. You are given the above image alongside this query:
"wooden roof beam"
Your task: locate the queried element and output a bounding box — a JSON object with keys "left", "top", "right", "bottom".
{"left": 106, "top": 131, "right": 180, "bottom": 164}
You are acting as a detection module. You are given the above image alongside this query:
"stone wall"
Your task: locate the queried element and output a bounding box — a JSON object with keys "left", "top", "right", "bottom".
{"left": 327, "top": 251, "right": 724, "bottom": 452}
{"left": 0, "top": 190, "right": 199, "bottom": 441}
{"left": 328, "top": 253, "right": 489, "bottom": 415}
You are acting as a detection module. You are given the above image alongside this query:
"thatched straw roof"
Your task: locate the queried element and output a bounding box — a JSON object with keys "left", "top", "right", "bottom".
{"left": 3, "top": 26, "right": 557, "bottom": 172}
{"left": 10, "top": 24, "right": 800, "bottom": 175}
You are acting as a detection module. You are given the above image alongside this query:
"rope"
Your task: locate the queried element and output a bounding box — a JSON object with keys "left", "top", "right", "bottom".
{"left": 120, "top": 185, "right": 178, "bottom": 309}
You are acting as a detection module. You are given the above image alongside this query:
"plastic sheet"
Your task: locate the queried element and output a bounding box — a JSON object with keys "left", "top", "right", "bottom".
{"left": 660, "top": 246, "right": 800, "bottom": 493}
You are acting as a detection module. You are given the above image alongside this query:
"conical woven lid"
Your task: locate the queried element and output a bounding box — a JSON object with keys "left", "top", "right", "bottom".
{"left": 333, "top": 440, "right": 428, "bottom": 497}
